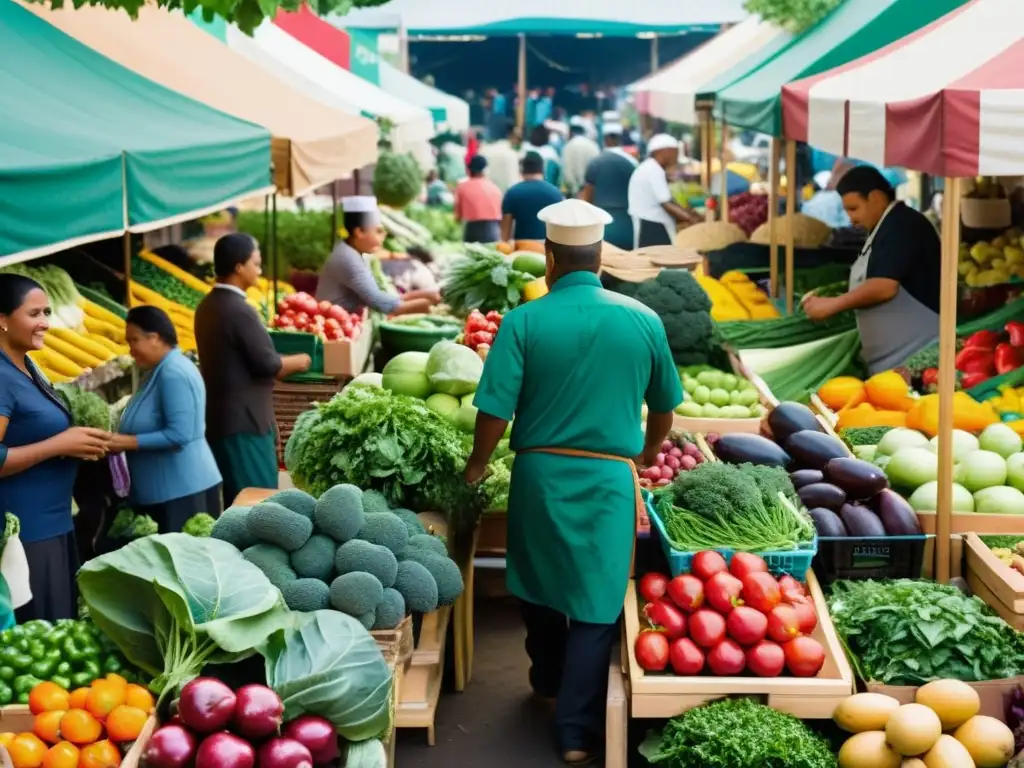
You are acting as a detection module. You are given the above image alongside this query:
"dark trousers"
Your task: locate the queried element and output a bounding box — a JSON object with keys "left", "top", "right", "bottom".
{"left": 520, "top": 599, "right": 619, "bottom": 752}
{"left": 463, "top": 220, "right": 501, "bottom": 244}
{"left": 638, "top": 219, "right": 672, "bottom": 247}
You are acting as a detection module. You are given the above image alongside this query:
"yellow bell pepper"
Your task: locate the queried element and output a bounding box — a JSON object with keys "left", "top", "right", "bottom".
{"left": 906, "top": 392, "right": 999, "bottom": 436}
{"left": 818, "top": 376, "right": 866, "bottom": 411}
{"left": 864, "top": 370, "right": 912, "bottom": 411}
{"left": 523, "top": 277, "right": 549, "bottom": 302}
{"left": 836, "top": 403, "right": 908, "bottom": 429}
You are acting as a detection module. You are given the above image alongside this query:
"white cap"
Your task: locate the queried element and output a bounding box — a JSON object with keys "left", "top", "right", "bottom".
{"left": 537, "top": 199, "right": 613, "bottom": 247}
{"left": 602, "top": 110, "right": 620, "bottom": 122}
{"left": 342, "top": 196, "right": 378, "bottom": 213}
{"left": 569, "top": 115, "right": 586, "bottom": 128}
{"left": 647, "top": 133, "right": 680, "bottom": 154}
{"left": 602, "top": 122, "right": 623, "bottom": 136}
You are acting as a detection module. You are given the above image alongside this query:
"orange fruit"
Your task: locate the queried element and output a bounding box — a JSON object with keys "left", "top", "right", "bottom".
{"left": 58, "top": 711, "right": 102, "bottom": 746}
{"left": 102, "top": 675, "right": 126, "bottom": 691}
{"left": 42, "top": 742, "right": 79, "bottom": 768}
{"left": 122, "top": 686, "right": 154, "bottom": 714}
{"left": 8, "top": 733, "right": 48, "bottom": 768}
{"left": 33, "top": 711, "right": 65, "bottom": 745}
{"left": 84, "top": 683, "right": 123, "bottom": 721}
{"left": 78, "top": 740, "right": 120, "bottom": 768}
{"left": 67, "top": 690, "right": 89, "bottom": 711}
{"left": 0, "top": 732, "right": 17, "bottom": 749}
{"left": 103, "top": 707, "right": 147, "bottom": 744}
{"left": 29, "top": 683, "right": 70, "bottom": 716}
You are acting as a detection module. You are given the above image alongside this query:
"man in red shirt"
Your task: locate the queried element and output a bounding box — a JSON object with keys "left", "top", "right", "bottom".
{"left": 454, "top": 155, "right": 504, "bottom": 243}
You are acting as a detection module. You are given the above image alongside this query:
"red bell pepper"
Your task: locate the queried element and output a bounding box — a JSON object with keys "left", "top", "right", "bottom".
{"left": 963, "top": 329, "right": 1001, "bottom": 351}
{"left": 1007, "top": 320, "right": 1024, "bottom": 347}
{"left": 921, "top": 368, "right": 939, "bottom": 388}
{"left": 995, "top": 342, "right": 1024, "bottom": 375}
{"left": 960, "top": 371, "right": 991, "bottom": 389}
{"left": 955, "top": 346, "right": 995, "bottom": 375}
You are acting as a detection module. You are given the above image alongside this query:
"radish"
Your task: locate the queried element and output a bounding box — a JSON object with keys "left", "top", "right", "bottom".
{"left": 665, "top": 455, "right": 681, "bottom": 470}
{"left": 655, "top": 452, "right": 666, "bottom": 466}
{"left": 660, "top": 465, "right": 674, "bottom": 480}
{"left": 257, "top": 738, "right": 314, "bottom": 768}
{"left": 643, "top": 467, "right": 661, "bottom": 481}
{"left": 282, "top": 716, "right": 339, "bottom": 765}
{"left": 142, "top": 725, "right": 197, "bottom": 768}
{"left": 194, "top": 733, "right": 255, "bottom": 768}
{"left": 655, "top": 478, "right": 672, "bottom": 487}
{"left": 661, "top": 440, "right": 673, "bottom": 452}
{"left": 178, "top": 678, "right": 237, "bottom": 734}
{"left": 680, "top": 455, "right": 697, "bottom": 471}
{"left": 683, "top": 443, "right": 701, "bottom": 457}
{"left": 232, "top": 684, "right": 284, "bottom": 740}
{"left": 669, "top": 446, "right": 683, "bottom": 459}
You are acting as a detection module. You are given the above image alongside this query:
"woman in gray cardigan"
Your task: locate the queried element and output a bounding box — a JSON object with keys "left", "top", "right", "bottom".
{"left": 109, "top": 307, "right": 221, "bottom": 531}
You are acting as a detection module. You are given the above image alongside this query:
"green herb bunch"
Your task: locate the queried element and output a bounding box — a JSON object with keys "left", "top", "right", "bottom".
{"left": 55, "top": 384, "right": 111, "bottom": 430}
{"left": 441, "top": 244, "right": 534, "bottom": 315}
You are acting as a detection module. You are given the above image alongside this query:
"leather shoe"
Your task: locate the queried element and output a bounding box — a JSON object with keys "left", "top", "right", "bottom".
{"left": 562, "top": 749, "right": 596, "bottom": 765}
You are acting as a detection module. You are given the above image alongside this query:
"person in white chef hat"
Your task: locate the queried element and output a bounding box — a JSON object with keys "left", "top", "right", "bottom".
{"left": 627, "top": 133, "right": 692, "bottom": 248}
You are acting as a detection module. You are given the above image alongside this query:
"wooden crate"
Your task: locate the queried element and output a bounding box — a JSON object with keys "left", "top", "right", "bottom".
{"left": 916, "top": 512, "right": 1024, "bottom": 535}
{"left": 963, "top": 531, "right": 1024, "bottom": 630}
{"left": 395, "top": 605, "right": 451, "bottom": 747}
{"left": 371, "top": 614, "right": 414, "bottom": 666}
{"left": 605, "top": 662, "right": 628, "bottom": 768}
{"left": 273, "top": 379, "right": 345, "bottom": 464}
{"left": 672, "top": 352, "right": 770, "bottom": 435}
{"left": 622, "top": 570, "right": 854, "bottom": 719}
{"left": 0, "top": 711, "right": 158, "bottom": 768}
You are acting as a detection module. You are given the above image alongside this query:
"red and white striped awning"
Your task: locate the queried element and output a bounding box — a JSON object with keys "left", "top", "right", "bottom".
{"left": 782, "top": 0, "right": 1024, "bottom": 177}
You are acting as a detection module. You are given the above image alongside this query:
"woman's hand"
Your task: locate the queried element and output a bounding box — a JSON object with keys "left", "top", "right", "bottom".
{"left": 108, "top": 434, "right": 138, "bottom": 454}
{"left": 53, "top": 427, "right": 110, "bottom": 460}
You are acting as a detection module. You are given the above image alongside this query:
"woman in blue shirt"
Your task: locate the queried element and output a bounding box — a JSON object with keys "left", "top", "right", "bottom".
{"left": 109, "top": 307, "right": 222, "bottom": 531}
{"left": 0, "top": 275, "right": 110, "bottom": 621}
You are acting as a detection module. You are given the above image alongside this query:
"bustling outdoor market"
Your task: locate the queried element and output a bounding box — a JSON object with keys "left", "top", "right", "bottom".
{"left": 3, "top": 0, "right": 1024, "bottom": 766}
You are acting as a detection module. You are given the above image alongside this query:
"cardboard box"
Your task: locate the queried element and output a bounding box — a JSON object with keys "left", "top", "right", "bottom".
{"left": 323, "top": 318, "right": 374, "bottom": 377}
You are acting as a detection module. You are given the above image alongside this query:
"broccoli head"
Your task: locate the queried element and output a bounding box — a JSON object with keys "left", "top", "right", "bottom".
{"left": 391, "top": 508, "right": 426, "bottom": 537}
{"left": 373, "top": 588, "right": 406, "bottom": 630}
{"left": 314, "top": 484, "right": 365, "bottom": 542}
{"left": 211, "top": 505, "right": 257, "bottom": 550}
{"left": 356, "top": 513, "right": 409, "bottom": 555}
{"left": 356, "top": 610, "right": 376, "bottom": 630}
{"left": 265, "top": 489, "right": 317, "bottom": 521}
{"left": 668, "top": 462, "right": 765, "bottom": 523}
{"left": 290, "top": 534, "right": 337, "bottom": 581}
{"left": 361, "top": 489, "right": 392, "bottom": 517}
{"left": 247, "top": 502, "right": 313, "bottom": 552}
{"left": 107, "top": 509, "right": 157, "bottom": 540}
{"left": 329, "top": 571, "right": 384, "bottom": 616}
{"left": 631, "top": 270, "right": 716, "bottom": 367}
{"left": 399, "top": 548, "right": 464, "bottom": 606}
{"left": 407, "top": 534, "right": 447, "bottom": 557}
{"left": 335, "top": 539, "right": 399, "bottom": 588}
{"left": 393, "top": 560, "right": 439, "bottom": 613}
{"left": 281, "top": 579, "right": 331, "bottom": 612}
{"left": 182, "top": 513, "right": 216, "bottom": 537}
{"left": 243, "top": 544, "right": 297, "bottom": 589}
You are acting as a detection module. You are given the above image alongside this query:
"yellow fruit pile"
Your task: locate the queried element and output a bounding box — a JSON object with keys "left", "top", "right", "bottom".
{"left": 127, "top": 282, "right": 196, "bottom": 352}
{"left": 28, "top": 301, "right": 130, "bottom": 384}
{"left": 834, "top": 681, "right": 1014, "bottom": 768}
{"left": 697, "top": 271, "right": 781, "bottom": 322}
{"left": 958, "top": 228, "right": 1024, "bottom": 287}
{"left": 0, "top": 677, "right": 154, "bottom": 768}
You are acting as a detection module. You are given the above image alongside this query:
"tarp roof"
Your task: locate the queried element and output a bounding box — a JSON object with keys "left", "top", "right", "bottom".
{"left": 714, "top": 0, "right": 971, "bottom": 136}
{"left": 0, "top": 0, "right": 271, "bottom": 263}
{"left": 784, "top": 0, "right": 1024, "bottom": 176}
{"left": 221, "top": 20, "right": 435, "bottom": 164}
{"left": 331, "top": 0, "right": 746, "bottom": 36}
{"left": 274, "top": 7, "right": 470, "bottom": 132}
{"left": 631, "top": 17, "right": 789, "bottom": 125}
{"left": 25, "top": 3, "right": 377, "bottom": 198}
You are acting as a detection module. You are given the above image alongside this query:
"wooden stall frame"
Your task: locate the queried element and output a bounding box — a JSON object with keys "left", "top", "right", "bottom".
{"left": 622, "top": 571, "right": 854, "bottom": 719}
{"left": 767, "top": 139, "right": 782, "bottom": 297}
{"left": 963, "top": 532, "right": 1024, "bottom": 630}
{"left": 784, "top": 139, "right": 798, "bottom": 314}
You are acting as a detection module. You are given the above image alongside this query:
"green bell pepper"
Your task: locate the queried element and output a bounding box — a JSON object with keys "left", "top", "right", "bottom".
{"left": 13, "top": 674, "right": 41, "bottom": 694}
{"left": 51, "top": 675, "right": 72, "bottom": 692}
{"left": 30, "top": 659, "right": 56, "bottom": 680}
{"left": 0, "top": 682, "right": 13, "bottom": 706}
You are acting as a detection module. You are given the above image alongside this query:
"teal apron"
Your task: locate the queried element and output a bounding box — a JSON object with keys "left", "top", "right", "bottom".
{"left": 603, "top": 209, "right": 634, "bottom": 251}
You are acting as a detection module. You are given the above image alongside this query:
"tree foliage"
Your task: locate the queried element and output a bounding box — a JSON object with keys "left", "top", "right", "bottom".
{"left": 25, "top": 0, "right": 392, "bottom": 35}
{"left": 743, "top": 0, "right": 842, "bottom": 32}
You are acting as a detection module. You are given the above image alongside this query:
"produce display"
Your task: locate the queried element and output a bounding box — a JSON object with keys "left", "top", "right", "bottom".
{"left": 959, "top": 226, "right": 1024, "bottom": 288}
{"left": 208, "top": 485, "right": 463, "bottom": 627}
{"left": 0, "top": 621, "right": 141, "bottom": 705}
{"left": 749, "top": 214, "right": 832, "bottom": 249}
{"left": 739, "top": 328, "right": 863, "bottom": 404}
{"left": 373, "top": 151, "right": 423, "bottom": 209}
{"left": 130, "top": 256, "right": 205, "bottom": 311}
{"left": 727, "top": 192, "right": 770, "bottom": 236}
{"left": 676, "top": 368, "right": 764, "bottom": 420}
{"left": 440, "top": 245, "right": 535, "bottom": 315}
{"left": 634, "top": 552, "right": 825, "bottom": 679}
{"left": 460, "top": 309, "right": 503, "bottom": 358}
{"left": 127, "top": 281, "right": 197, "bottom": 353}
{"left": 834, "top": 684, "right": 1015, "bottom": 767}
{"left": 697, "top": 271, "right": 780, "bottom": 322}
{"left": 0, "top": 675, "right": 155, "bottom": 768}
{"left": 981, "top": 536, "right": 1024, "bottom": 575}
{"left": 951, "top": 326, "right": 1024, "bottom": 388}
{"left": 719, "top": 282, "right": 855, "bottom": 351}
{"left": 271, "top": 292, "right": 365, "bottom": 341}
{"left": 673, "top": 221, "right": 748, "bottom": 251}
{"left": 637, "top": 434, "right": 708, "bottom": 489}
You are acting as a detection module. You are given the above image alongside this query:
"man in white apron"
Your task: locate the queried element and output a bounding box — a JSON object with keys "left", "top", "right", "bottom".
{"left": 803, "top": 165, "right": 940, "bottom": 374}
{"left": 627, "top": 134, "right": 694, "bottom": 249}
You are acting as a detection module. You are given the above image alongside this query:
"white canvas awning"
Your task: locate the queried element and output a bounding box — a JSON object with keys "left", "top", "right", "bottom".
{"left": 379, "top": 60, "right": 470, "bottom": 131}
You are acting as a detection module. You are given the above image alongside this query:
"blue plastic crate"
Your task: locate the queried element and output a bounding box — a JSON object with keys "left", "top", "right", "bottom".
{"left": 647, "top": 497, "right": 817, "bottom": 579}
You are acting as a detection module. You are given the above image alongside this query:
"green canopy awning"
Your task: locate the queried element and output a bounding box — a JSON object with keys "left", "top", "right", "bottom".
{"left": 0, "top": 0, "right": 273, "bottom": 262}
{"left": 713, "top": 0, "right": 970, "bottom": 136}
{"left": 696, "top": 29, "right": 792, "bottom": 105}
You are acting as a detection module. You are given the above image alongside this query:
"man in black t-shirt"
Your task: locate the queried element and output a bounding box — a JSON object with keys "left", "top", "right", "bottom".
{"left": 803, "top": 166, "right": 939, "bottom": 373}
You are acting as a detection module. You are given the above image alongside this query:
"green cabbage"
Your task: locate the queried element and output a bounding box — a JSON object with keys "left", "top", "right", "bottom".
{"left": 373, "top": 152, "right": 422, "bottom": 208}
{"left": 381, "top": 352, "right": 430, "bottom": 399}
{"left": 262, "top": 610, "right": 393, "bottom": 742}
{"left": 425, "top": 341, "right": 483, "bottom": 396}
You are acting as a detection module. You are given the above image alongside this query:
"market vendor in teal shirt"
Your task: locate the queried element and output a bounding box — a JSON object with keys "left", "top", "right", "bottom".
{"left": 464, "top": 198, "right": 682, "bottom": 765}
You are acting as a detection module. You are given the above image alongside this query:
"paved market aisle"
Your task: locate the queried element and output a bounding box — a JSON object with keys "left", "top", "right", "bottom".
{"left": 394, "top": 588, "right": 646, "bottom": 767}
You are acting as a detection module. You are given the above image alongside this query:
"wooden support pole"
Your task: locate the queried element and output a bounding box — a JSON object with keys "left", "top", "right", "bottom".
{"left": 767, "top": 138, "right": 781, "bottom": 298}
{"left": 516, "top": 34, "right": 527, "bottom": 139}
{"left": 720, "top": 120, "right": 730, "bottom": 225}
{"left": 935, "top": 177, "right": 961, "bottom": 583}
{"left": 784, "top": 139, "right": 797, "bottom": 314}
{"left": 650, "top": 36, "right": 659, "bottom": 74}
{"left": 702, "top": 110, "right": 714, "bottom": 199}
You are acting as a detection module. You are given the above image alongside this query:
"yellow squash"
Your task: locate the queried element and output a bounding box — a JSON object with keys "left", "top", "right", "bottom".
{"left": 48, "top": 328, "right": 115, "bottom": 362}
{"left": 43, "top": 334, "right": 102, "bottom": 369}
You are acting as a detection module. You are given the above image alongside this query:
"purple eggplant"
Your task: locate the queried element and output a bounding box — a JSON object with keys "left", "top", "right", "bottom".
{"left": 873, "top": 489, "right": 922, "bottom": 535}
{"left": 824, "top": 457, "right": 888, "bottom": 500}
{"left": 798, "top": 483, "right": 847, "bottom": 512}
{"left": 790, "top": 469, "right": 824, "bottom": 489}
{"left": 784, "top": 430, "right": 848, "bottom": 470}
{"left": 839, "top": 503, "right": 887, "bottom": 537}
{"left": 809, "top": 507, "right": 848, "bottom": 537}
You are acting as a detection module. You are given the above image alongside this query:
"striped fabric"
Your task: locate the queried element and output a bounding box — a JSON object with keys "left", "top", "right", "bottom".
{"left": 782, "top": 0, "right": 1024, "bottom": 176}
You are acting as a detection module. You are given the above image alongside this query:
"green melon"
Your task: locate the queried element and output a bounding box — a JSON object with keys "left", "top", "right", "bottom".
{"left": 511, "top": 251, "right": 546, "bottom": 277}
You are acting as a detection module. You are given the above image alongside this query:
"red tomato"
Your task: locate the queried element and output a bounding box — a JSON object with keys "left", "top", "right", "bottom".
{"left": 668, "top": 638, "right": 704, "bottom": 676}
{"left": 294, "top": 312, "right": 310, "bottom": 328}
{"left": 485, "top": 310, "right": 503, "bottom": 324}
{"left": 789, "top": 598, "right": 818, "bottom": 635}
{"left": 725, "top": 606, "right": 768, "bottom": 647}
{"left": 283, "top": 308, "right": 297, "bottom": 320}
{"left": 485, "top": 322, "right": 499, "bottom": 334}
{"left": 469, "top": 330, "right": 494, "bottom": 348}
{"left": 783, "top": 636, "right": 826, "bottom": 677}
{"left": 741, "top": 572, "right": 781, "bottom": 614}
{"left": 327, "top": 305, "right": 349, "bottom": 324}
{"left": 778, "top": 575, "right": 807, "bottom": 603}
{"left": 644, "top": 600, "right": 687, "bottom": 640}
{"left": 638, "top": 573, "right": 669, "bottom": 604}
{"left": 704, "top": 572, "right": 743, "bottom": 614}
{"left": 277, "top": 299, "right": 290, "bottom": 314}
{"left": 707, "top": 639, "right": 746, "bottom": 676}
{"left": 690, "top": 551, "right": 728, "bottom": 582}
{"left": 766, "top": 605, "right": 802, "bottom": 644}
{"left": 687, "top": 609, "right": 726, "bottom": 649}
{"left": 746, "top": 640, "right": 786, "bottom": 677}
{"left": 729, "top": 552, "right": 769, "bottom": 581}
{"left": 324, "top": 317, "right": 341, "bottom": 331}
{"left": 666, "top": 574, "right": 704, "bottom": 614}
{"left": 634, "top": 631, "right": 669, "bottom": 672}
{"left": 318, "top": 300, "right": 333, "bottom": 315}
{"left": 274, "top": 315, "right": 293, "bottom": 328}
